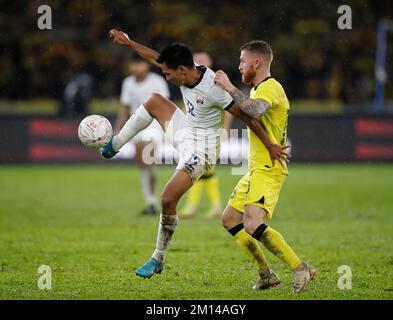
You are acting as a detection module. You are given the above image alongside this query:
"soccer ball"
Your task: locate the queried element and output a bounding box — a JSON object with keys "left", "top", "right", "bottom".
{"left": 78, "top": 115, "right": 113, "bottom": 148}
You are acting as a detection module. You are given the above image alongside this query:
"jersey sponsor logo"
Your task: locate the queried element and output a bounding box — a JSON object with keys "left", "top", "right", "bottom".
{"left": 196, "top": 95, "right": 204, "bottom": 105}
{"left": 186, "top": 99, "right": 196, "bottom": 116}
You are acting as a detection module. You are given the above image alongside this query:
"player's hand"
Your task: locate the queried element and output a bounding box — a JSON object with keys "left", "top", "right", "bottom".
{"left": 214, "top": 70, "right": 236, "bottom": 92}
{"left": 109, "top": 29, "right": 132, "bottom": 46}
{"left": 268, "top": 144, "right": 289, "bottom": 168}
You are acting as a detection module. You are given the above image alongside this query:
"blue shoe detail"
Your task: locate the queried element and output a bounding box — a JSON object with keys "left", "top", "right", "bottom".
{"left": 135, "top": 258, "right": 164, "bottom": 279}
{"left": 100, "top": 138, "right": 118, "bottom": 159}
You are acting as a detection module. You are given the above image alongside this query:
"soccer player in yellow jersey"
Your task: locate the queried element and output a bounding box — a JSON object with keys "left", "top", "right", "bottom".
{"left": 214, "top": 40, "right": 316, "bottom": 292}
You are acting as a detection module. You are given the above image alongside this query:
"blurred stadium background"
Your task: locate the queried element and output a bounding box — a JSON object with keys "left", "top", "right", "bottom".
{"left": 0, "top": 0, "right": 392, "bottom": 163}
{"left": 1, "top": 0, "right": 393, "bottom": 300}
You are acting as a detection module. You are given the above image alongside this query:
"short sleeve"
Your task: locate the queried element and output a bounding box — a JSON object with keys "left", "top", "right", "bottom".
{"left": 208, "top": 84, "right": 234, "bottom": 110}
{"left": 253, "top": 83, "right": 275, "bottom": 108}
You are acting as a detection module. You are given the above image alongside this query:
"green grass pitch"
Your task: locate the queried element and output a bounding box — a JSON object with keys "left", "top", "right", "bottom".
{"left": 0, "top": 164, "right": 392, "bottom": 300}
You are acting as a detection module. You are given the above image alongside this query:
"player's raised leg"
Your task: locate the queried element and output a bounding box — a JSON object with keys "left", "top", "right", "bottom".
{"left": 101, "top": 93, "right": 178, "bottom": 158}
{"left": 135, "top": 169, "right": 193, "bottom": 278}
{"left": 243, "top": 204, "right": 316, "bottom": 292}
{"left": 222, "top": 204, "right": 280, "bottom": 290}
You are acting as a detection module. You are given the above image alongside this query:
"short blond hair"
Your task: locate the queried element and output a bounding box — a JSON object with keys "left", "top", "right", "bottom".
{"left": 240, "top": 40, "right": 273, "bottom": 63}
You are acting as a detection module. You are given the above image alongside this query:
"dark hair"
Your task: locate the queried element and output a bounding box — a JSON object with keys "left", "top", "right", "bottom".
{"left": 240, "top": 40, "right": 273, "bottom": 60}
{"left": 156, "top": 43, "right": 195, "bottom": 69}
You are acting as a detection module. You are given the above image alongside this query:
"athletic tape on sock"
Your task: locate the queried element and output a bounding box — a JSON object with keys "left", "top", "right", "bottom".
{"left": 228, "top": 223, "right": 244, "bottom": 237}
{"left": 252, "top": 223, "right": 268, "bottom": 240}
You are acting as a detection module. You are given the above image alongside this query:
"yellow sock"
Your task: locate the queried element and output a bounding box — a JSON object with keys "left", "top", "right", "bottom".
{"left": 205, "top": 176, "right": 221, "bottom": 207}
{"left": 234, "top": 229, "right": 270, "bottom": 274}
{"left": 260, "top": 226, "right": 302, "bottom": 270}
{"left": 186, "top": 180, "right": 203, "bottom": 207}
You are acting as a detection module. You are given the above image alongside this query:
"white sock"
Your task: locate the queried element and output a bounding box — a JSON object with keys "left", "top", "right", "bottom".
{"left": 112, "top": 104, "right": 153, "bottom": 151}
{"left": 140, "top": 168, "right": 156, "bottom": 206}
{"left": 152, "top": 214, "right": 179, "bottom": 262}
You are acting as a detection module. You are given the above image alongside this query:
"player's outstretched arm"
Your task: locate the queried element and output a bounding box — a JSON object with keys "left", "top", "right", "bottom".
{"left": 214, "top": 70, "right": 270, "bottom": 119}
{"left": 227, "top": 104, "right": 288, "bottom": 167}
{"left": 109, "top": 29, "right": 162, "bottom": 68}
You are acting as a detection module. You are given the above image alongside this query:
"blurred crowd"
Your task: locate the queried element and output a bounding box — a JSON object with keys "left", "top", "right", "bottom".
{"left": 0, "top": 0, "right": 392, "bottom": 113}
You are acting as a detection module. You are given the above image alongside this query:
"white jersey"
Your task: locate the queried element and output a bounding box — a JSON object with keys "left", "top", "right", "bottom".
{"left": 120, "top": 72, "right": 169, "bottom": 145}
{"left": 120, "top": 72, "right": 170, "bottom": 112}
{"left": 179, "top": 66, "right": 233, "bottom": 160}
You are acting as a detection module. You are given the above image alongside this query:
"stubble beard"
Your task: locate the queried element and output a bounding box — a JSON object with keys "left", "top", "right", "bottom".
{"left": 242, "top": 68, "right": 256, "bottom": 85}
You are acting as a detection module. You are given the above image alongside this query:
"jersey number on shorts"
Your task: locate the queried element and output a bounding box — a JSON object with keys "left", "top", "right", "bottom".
{"left": 185, "top": 154, "right": 201, "bottom": 173}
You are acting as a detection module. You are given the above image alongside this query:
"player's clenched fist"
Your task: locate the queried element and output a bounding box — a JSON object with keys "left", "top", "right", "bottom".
{"left": 109, "top": 29, "right": 132, "bottom": 46}
{"left": 214, "top": 70, "right": 236, "bottom": 92}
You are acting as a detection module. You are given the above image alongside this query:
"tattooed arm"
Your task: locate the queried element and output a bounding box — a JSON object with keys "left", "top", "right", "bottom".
{"left": 226, "top": 104, "right": 287, "bottom": 167}
{"left": 228, "top": 87, "right": 271, "bottom": 119}
{"left": 214, "top": 70, "right": 270, "bottom": 119}
{"left": 215, "top": 69, "right": 287, "bottom": 166}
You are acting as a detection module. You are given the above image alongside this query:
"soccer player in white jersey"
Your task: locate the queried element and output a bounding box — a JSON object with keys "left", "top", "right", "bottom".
{"left": 102, "top": 29, "right": 287, "bottom": 279}
{"left": 179, "top": 51, "right": 233, "bottom": 219}
{"left": 115, "top": 56, "right": 170, "bottom": 215}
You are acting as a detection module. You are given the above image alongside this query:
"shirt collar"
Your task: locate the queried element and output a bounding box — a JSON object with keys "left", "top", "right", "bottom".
{"left": 253, "top": 76, "right": 273, "bottom": 90}
{"left": 185, "top": 65, "right": 207, "bottom": 89}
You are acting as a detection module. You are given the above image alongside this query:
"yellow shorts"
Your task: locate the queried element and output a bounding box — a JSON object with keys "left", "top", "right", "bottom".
{"left": 228, "top": 168, "right": 286, "bottom": 219}
{"left": 200, "top": 166, "right": 216, "bottom": 179}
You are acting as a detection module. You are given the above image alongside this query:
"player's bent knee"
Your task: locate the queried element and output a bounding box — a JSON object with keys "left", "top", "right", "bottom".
{"left": 161, "top": 193, "right": 178, "bottom": 211}
{"left": 144, "top": 93, "right": 161, "bottom": 108}
{"left": 221, "top": 207, "right": 242, "bottom": 230}
{"left": 149, "top": 92, "right": 164, "bottom": 101}
{"left": 243, "top": 220, "right": 258, "bottom": 236}
{"left": 221, "top": 213, "right": 231, "bottom": 229}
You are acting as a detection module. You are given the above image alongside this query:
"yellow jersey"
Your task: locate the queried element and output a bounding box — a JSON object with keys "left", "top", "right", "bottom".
{"left": 248, "top": 77, "right": 289, "bottom": 174}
